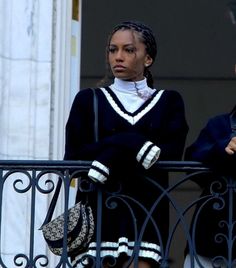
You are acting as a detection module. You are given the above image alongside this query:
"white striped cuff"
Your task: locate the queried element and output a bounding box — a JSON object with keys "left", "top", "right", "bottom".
{"left": 136, "top": 141, "right": 161, "bottom": 169}
{"left": 88, "top": 160, "right": 109, "bottom": 183}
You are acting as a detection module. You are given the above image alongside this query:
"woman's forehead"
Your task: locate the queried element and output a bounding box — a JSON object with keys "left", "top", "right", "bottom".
{"left": 110, "top": 29, "right": 142, "bottom": 45}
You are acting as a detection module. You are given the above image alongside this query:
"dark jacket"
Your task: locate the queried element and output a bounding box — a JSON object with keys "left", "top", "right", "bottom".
{"left": 185, "top": 109, "right": 236, "bottom": 259}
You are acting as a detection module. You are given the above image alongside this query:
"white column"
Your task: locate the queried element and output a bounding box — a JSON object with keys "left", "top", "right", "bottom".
{"left": 0, "top": 0, "right": 52, "bottom": 160}
{"left": 0, "top": 0, "right": 54, "bottom": 266}
{"left": 51, "top": 0, "right": 82, "bottom": 161}
{"left": 0, "top": 0, "right": 82, "bottom": 266}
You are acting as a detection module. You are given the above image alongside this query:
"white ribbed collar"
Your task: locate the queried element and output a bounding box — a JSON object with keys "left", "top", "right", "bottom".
{"left": 110, "top": 78, "right": 156, "bottom": 106}
{"left": 110, "top": 78, "right": 155, "bottom": 96}
{"left": 111, "top": 78, "right": 147, "bottom": 92}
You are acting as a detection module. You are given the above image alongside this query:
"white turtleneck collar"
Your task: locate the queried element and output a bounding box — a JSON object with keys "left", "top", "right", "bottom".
{"left": 109, "top": 78, "right": 156, "bottom": 113}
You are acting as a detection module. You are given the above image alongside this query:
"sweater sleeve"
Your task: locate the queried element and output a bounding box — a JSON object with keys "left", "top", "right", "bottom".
{"left": 152, "top": 90, "right": 189, "bottom": 161}
{"left": 64, "top": 89, "right": 104, "bottom": 160}
{"left": 101, "top": 132, "right": 161, "bottom": 169}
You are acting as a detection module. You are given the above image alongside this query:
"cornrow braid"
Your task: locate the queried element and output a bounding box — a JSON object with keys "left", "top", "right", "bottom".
{"left": 230, "top": 105, "right": 236, "bottom": 115}
{"left": 144, "top": 68, "right": 154, "bottom": 89}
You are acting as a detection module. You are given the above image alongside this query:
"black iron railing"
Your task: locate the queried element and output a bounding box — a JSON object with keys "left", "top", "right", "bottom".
{"left": 0, "top": 160, "right": 234, "bottom": 268}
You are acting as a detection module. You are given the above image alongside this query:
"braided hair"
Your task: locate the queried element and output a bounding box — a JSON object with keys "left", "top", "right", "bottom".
{"left": 100, "top": 21, "right": 157, "bottom": 88}
{"left": 230, "top": 104, "right": 236, "bottom": 115}
{"left": 231, "top": 105, "right": 236, "bottom": 113}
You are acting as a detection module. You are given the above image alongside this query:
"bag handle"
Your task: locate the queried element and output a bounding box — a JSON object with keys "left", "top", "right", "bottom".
{"left": 40, "top": 88, "right": 99, "bottom": 228}
{"left": 93, "top": 88, "right": 99, "bottom": 142}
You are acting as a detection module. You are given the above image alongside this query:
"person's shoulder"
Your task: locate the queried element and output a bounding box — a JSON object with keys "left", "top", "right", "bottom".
{"left": 204, "top": 113, "right": 230, "bottom": 130}
{"left": 73, "top": 87, "right": 100, "bottom": 102}
{"left": 69, "top": 88, "right": 99, "bottom": 110}
{"left": 161, "top": 89, "right": 183, "bottom": 97}
{"left": 207, "top": 113, "right": 229, "bottom": 124}
{"left": 75, "top": 88, "right": 93, "bottom": 97}
{"left": 164, "top": 88, "right": 181, "bottom": 95}
{"left": 159, "top": 89, "right": 185, "bottom": 103}
{"left": 211, "top": 113, "right": 229, "bottom": 120}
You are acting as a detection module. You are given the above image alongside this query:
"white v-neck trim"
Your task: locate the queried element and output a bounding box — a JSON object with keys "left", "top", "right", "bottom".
{"left": 100, "top": 88, "right": 164, "bottom": 125}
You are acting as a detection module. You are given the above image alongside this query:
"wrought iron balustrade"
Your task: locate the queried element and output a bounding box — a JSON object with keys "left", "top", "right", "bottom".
{"left": 0, "top": 160, "right": 234, "bottom": 268}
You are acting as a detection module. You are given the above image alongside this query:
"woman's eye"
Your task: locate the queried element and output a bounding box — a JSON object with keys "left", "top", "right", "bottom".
{"left": 108, "top": 47, "right": 116, "bottom": 53}
{"left": 126, "top": 48, "right": 135, "bottom": 53}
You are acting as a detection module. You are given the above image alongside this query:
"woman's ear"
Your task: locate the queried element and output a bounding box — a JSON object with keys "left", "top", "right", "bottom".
{"left": 144, "top": 55, "right": 153, "bottom": 67}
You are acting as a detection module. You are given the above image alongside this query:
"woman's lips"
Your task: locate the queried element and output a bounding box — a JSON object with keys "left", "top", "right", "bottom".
{"left": 113, "top": 65, "right": 126, "bottom": 71}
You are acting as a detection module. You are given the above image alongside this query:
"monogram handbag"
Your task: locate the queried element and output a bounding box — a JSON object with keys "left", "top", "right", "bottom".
{"left": 40, "top": 189, "right": 95, "bottom": 256}
{"left": 40, "top": 88, "right": 98, "bottom": 256}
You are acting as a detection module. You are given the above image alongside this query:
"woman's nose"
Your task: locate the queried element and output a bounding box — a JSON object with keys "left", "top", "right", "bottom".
{"left": 115, "top": 50, "right": 124, "bottom": 61}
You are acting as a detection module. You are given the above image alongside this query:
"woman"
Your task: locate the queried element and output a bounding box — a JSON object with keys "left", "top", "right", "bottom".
{"left": 64, "top": 21, "right": 188, "bottom": 268}
{"left": 184, "top": 105, "right": 236, "bottom": 268}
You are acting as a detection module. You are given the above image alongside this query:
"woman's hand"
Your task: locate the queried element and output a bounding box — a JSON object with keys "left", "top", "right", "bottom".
{"left": 225, "top": 136, "right": 236, "bottom": 155}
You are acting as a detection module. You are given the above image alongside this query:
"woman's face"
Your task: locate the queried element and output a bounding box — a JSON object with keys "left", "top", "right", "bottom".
{"left": 108, "top": 30, "right": 153, "bottom": 81}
